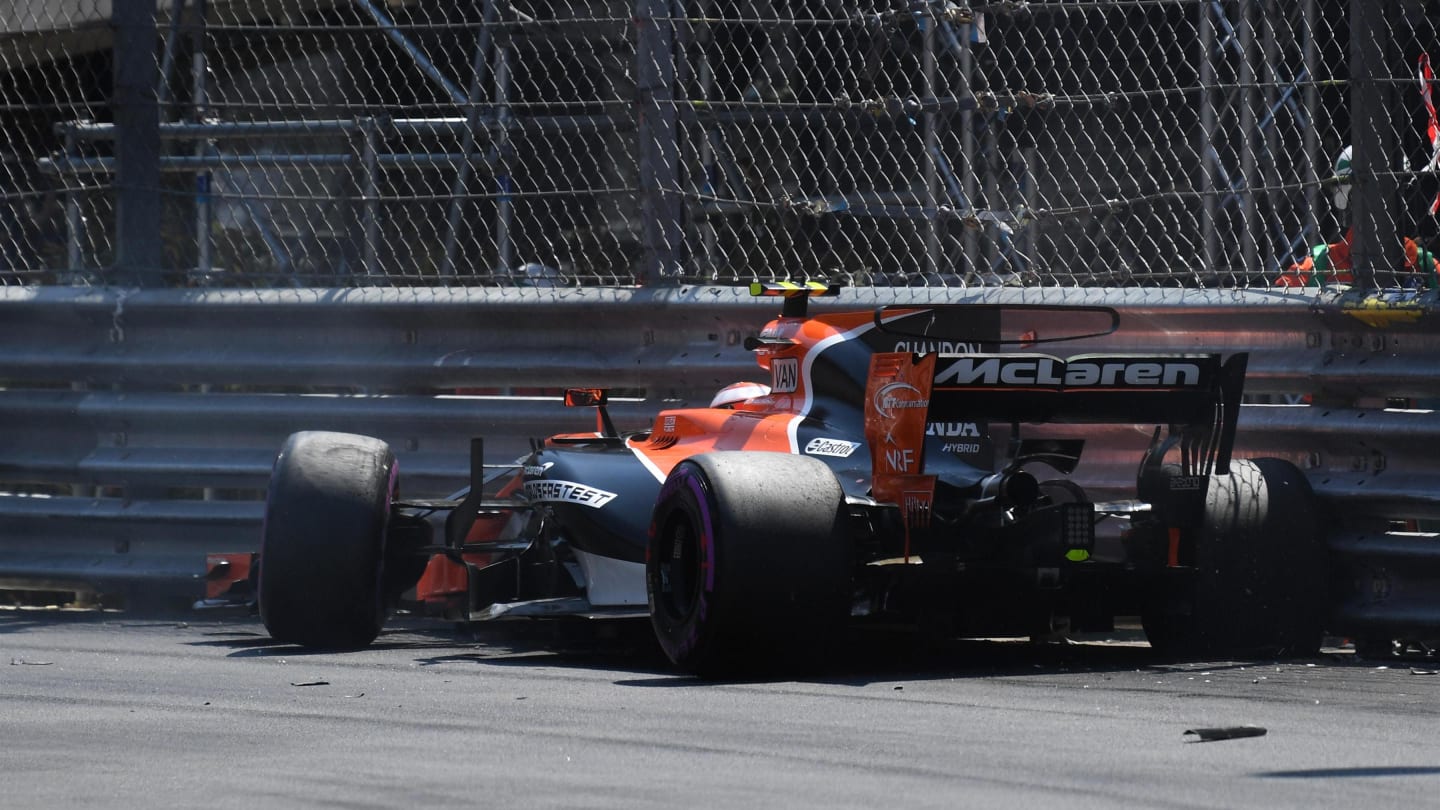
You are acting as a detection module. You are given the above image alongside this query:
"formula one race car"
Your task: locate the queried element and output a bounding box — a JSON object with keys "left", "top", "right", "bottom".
{"left": 239, "top": 283, "right": 1327, "bottom": 676}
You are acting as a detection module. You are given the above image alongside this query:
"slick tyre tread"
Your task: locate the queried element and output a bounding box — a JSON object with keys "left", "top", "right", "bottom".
{"left": 259, "top": 431, "right": 396, "bottom": 649}
{"left": 646, "top": 452, "right": 851, "bottom": 679}
{"left": 1144, "top": 457, "right": 1326, "bottom": 660}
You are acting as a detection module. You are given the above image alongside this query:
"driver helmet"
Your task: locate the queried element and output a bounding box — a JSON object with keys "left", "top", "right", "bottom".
{"left": 709, "top": 381, "right": 771, "bottom": 409}
{"left": 1332, "top": 145, "right": 1353, "bottom": 210}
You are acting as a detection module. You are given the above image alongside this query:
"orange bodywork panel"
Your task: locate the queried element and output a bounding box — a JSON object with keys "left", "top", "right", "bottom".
{"left": 863, "top": 351, "right": 938, "bottom": 560}
{"left": 864, "top": 352, "right": 936, "bottom": 505}
{"left": 629, "top": 310, "right": 932, "bottom": 488}
{"left": 415, "top": 466, "right": 525, "bottom": 607}
{"left": 628, "top": 408, "right": 803, "bottom": 479}
{"left": 418, "top": 307, "right": 938, "bottom": 605}
{"left": 415, "top": 554, "right": 470, "bottom": 602}
{"left": 204, "top": 552, "right": 256, "bottom": 601}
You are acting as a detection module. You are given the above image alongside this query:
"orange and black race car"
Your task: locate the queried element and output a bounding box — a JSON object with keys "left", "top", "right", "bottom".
{"left": 221, "top": 283, "right": 1328, "bottom": 677}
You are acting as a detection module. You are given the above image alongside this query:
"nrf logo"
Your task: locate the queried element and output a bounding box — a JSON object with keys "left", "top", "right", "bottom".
{"left": 873, "top": 382, "right": 929, "bottom": 418}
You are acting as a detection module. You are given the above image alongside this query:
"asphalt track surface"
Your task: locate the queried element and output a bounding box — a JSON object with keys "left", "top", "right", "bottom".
{"left": 4, "top": 611, "right": 1439, "bottom": 809}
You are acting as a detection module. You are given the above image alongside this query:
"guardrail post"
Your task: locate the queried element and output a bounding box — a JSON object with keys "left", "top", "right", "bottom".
{"left": 112, "top": 0, "right": 164, "bottom": 285}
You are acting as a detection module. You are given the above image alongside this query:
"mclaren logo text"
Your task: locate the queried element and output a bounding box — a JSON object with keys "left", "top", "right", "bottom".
{"left": 523, "top": 479, "right": 618, "bottom": 508}
{"left": 873, "top": 382, "right": 929, "bottom": 418}
{"left": 934, "top": 356, "right": 1204, "bottom": 388}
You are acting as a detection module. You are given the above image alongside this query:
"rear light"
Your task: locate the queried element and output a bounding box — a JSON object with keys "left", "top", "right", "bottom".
{"left": 1061, "top": 502, "right": 1095, "bottom": 562}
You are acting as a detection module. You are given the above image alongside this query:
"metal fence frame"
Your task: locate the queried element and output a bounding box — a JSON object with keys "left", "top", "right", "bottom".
{"left": 8, "top": 1, "right": 1436, "bottom": 288}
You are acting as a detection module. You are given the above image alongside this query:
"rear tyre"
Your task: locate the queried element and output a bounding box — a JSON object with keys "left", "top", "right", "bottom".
{"left": 1143, "top": 458, "right": 1326, "bottom": 659}
{"left": 259, "top": 431, "right": 396, "bottom": 649}
{"left": 646, "top": 452, "right": 852, "bottom": 678}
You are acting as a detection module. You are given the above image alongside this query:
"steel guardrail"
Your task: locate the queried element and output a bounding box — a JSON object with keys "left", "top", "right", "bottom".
{"left": 3, "top": 285, "right": 1439, "bottom": 393}
{"left": 0, "top": 285, "right": 1437, "bottom": 637}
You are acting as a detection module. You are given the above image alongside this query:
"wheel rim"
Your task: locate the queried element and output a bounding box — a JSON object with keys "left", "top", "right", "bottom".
{"left": 655, "top": 511, "right": 703, "bottom": 623}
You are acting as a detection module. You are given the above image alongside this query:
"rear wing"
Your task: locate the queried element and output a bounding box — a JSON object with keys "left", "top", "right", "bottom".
{"left": 927, "top": 352, "right": 1246, "bottom": 425}
{"left": 863, "top": 350, "right": 1248, "bottom": 506}
{"left": 749, "top": 280, "right": 841, "bottom": 317}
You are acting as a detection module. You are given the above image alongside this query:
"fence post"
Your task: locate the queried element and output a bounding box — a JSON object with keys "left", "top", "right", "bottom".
{"left": 1198, "top": 3, "right": 1218, "bottom": 276}
{"left": 1238, "top": 0, "right": 1260, "bottom": 279}
{"left": 359, "top": 117, "right": 381, "bottom": 280}
{"left": 1301, "top": 0, "right": 1320, "bottom": 255}
{"left": 112, "top": 0, "right": 163, "bottom": 285}
{"left": 1350, "top": 0, "right": 1398, "bottom": 290}
{"left": 64, "top": 129, "right": 83, "bottom": 271}
{"left": 636, "top": 0, "right": 683, "bottom": 285}
{"left": 921, "top": 4, "right": 941, "bottom": 281}
{"left": 438, "top": 0, "right": 499, "bottom": 278}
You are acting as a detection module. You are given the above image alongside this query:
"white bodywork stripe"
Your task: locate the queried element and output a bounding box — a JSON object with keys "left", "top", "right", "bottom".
{"left": 573, "top": 548, "right": 648, "bottom": 606}
{"left": 629, "top": 440, "right": 668, "bottom": 483}
{"left": 786, "top": 311, "right": 920, "bottom": 453}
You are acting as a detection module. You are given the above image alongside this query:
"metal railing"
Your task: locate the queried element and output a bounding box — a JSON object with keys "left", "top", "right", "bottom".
{"left": 0, "top": 284, "right": 1436, "bottom": 640}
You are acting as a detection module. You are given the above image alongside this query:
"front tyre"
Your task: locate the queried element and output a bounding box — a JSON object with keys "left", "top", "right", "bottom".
{"left": 647, "top": 452, "right": 852, "bottom": 678}
{"left": 259, "top": 431, "right": 396, "bottom": 649}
